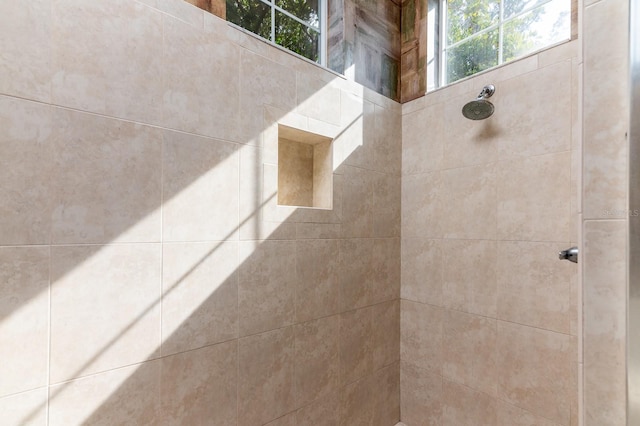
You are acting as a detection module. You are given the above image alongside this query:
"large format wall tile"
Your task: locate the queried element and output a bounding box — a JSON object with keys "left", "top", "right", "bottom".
{"left": 497, "top": 152, "right": 571, "bottom": 242}
{"left": 443, "top": 310, "right": 497, "bottom": 397}
{"left": 50, "top": 244, "right": 162, "bottom": 383}
{"left": 0, "top": 97, "right": 53, "bottom": 245}
{"left": 340, "top": 307, "right": 374, "bottom": 385}
{"left": 294, "top": 315, "right": 340, "bottom": 407}
{"left": 162, "top": 129, "right": 239, "bottom": 242}
{"left": 400, "top": 300, "right": 443, "bottom": 374}
{"left": 401, "top": 238, "right": 442, "bottom": 306}
{"left": 497, "top": 240, "right": 575, "bottom": 334}
{"left": 239, "top": 50, "right": 296, "bottom": 145}
{"left": 238, "top": 240, "right": 296, "bottom": 336}
{"left": 442, "top": 380, "right": 497, "bottom": 426}
{"left": 400, "top": 362, "right": 443, "bottom": 426}
{"left": 401, "top": 172, "right": 443, "bottom": 239}
{"left": 402, "top": 104, "right": 444, "bottom": 175}
{"left": 51, "top": 0, "right": 163, "bottom": 125}
{"left": 583, "top": 0, "right": 629, "bottom": 220}
{"left": 238, "top": 327, "right": 295, "bottom": 426}
{"left": 295, "top": 239, "right": 341, "bottom": 323}
{"left": 0, "top": 247, "right": 50, "bottom": 397}
{"left": 441, "top": 239, "right": 497, "bottom": 318}
{"left": 583, "top": 220, "right": 627, "bottom": 425}
{"left": 339, "top": 239, "right": 374, "bottom": 310}
{"left": 51, "top": 109, "right": 162, "bottom": 244}
{"left": 0, "top": 0, "right": 51, "bottom": 103}
{"left": 161, "top": 242, "right": 238, "bottom": 356}
{"left": 160, "top": 341, "right": 237, "bottom": 425}
{"left": 0, "top": 388, "right": 48, "bottom": 426}
{"left": 163, "top": 14, "right": 240, "bottom": 141}
{"left": 441, "top": 163, "right": 497, "bottom": 240}
{"left": 494, "top": 61, "right": 572, "bottom": 160}
{"left": 49, "top": 361, "right": 162, "bottom": 426}
{"left": 497, "top": 321, "right": 574, "bottom": 425}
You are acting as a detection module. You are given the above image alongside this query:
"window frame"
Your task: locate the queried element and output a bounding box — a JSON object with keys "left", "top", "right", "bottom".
{"left": 435, "top": 0, "right": 571, "bottom": 88}
{"left": 228, "top": 0, "right": 327, "bottom": 66}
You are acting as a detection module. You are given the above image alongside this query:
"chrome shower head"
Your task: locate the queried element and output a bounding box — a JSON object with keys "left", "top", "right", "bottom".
{"left": 462, "top": 84, "right": 495, "bottom": 120}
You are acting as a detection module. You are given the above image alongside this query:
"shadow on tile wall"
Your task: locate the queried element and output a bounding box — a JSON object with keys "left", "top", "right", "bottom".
{"left": 0, "top": 0, "right": 402, "bottom": 425}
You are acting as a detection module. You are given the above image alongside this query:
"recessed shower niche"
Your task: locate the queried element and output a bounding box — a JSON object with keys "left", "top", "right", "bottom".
{"left": 277, "top": 124, "right": 333, "bottom": 209}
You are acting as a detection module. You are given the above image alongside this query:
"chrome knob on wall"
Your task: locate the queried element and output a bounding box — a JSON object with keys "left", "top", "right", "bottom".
{"left": 559, "top": 247, "right": 579, "bottom": 263}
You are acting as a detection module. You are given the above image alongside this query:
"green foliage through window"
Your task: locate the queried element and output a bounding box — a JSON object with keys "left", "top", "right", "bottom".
{"left": 440, "top": 0, "right": 571, "bottom": 85}
{"left": 226, "top": 0, "right": 322, "bottom": 63}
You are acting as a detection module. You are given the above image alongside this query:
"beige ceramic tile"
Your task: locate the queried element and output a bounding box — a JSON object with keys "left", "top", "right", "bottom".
{"left": 583, "top": 220, "right": 627, "bottom": 425}
{"left": 50, "top": 244, "right": 161, "bottom": 383}
{"left": 0, "top": 247, "right": 49, "bottom": 397}
{"left": 402, "top": 96, "right": 426, "bottom": 116}
{"left": 442, "top": 94, "right": 499, "bottom": 169}
{"left": 442, "top": 380, "right": 497, "bottom": 426}
{"left": 340, "top": 166, "right": 374, "bottom": 238}
{"left": 334, "top": 93, "right": 375, "bottom": 170}
{"left": 583, "top": 0, "right": 629, "bottom": 220}
{"left": 373, "top": 362, "right": 401, "bottom": 426}
{"left": 238, "top": 240, "right": 296, "bottom": 336}
{"left": 298, "top": 76, "right": 342, "bottom": 126}
{"left": 373, "top": 173, "right": 401, "bottom": 238}
{"left": 296, "top": 222, "right": 342, "bottom": 239}
{"left": 372, "top": 300, "right": 401, "bottom": 370}
{"left": 239, "top": 50, "right": 296, "bottom": 145}
{"left": 160, "top": 341, "right": 237, "bottom": 425}
{"left": 340, "top": 307, "right": 373, "bottom": 385}
{"left": 278, "top": 138, "right": 314, "bottom": 207}
{"left": 339, "top": 239, "right": 373, "bottom": 310}
{"left": 441, "top": 163, "right": 497, "bottom": 240}
{"left": 537, "top": 40, "right": 580, "bottom": 67}
{"left": 400, "top": 300, "right": 443, "bottom": 374}
{"left": 0, "top": 0, "right": 51, "bottom": 102}
{"left": 402, "top": 103, "right": 444, "bottom": 175}
{"left": 401, "top": 238, "right": 442, "bottom": 306}
{"left": 0, "top": 97, "right": 52, "bottom": 245}
{"left": 51, "top": 0, "right": 163, "bottom": 125}
{"left": 373, "top": 104, "right": 402, "bottom": 175}
{"left": 497, "top": 152, "right": 571, "bottom": 242}
{"left": 497, "top": 321, "right": 574, "bottom": 425}
{"left": 401, "top": 172, "right": 443, "bottom": 239}
{"left": 161, "top": 242, "right": 238, "bottom": 356}
{"left": 265, "top": 413, "right": 297, "bottom": 426}
{"left": 238, "top": 327, "right": 295, "bottom": 426}
{"left": 52, "top": 109, "right": 162, "bottom": 244}
{"left": 295, "top": 239, "right": 341, "bottom": 323}
{"left": 49, "top": 360, "right": 161, "bottom": 426}
{"left": 494, "top": 61, "right": 572, "bottom": 160}
{"left": 157, "top": 0, "right": 204, "bottom": 28}
{"left": 163, "top": 15, "right": 240, "bottom": 141}
{"left": 497, "top": 241, "right": 576, "bottom": 334}
{"left": 295, "top": 393, "right": 340, "bottom": 426}
{"left": 294, "top": 315, "right": 340, "bottom": 407}
{"left": 339, "top": 375, "right": 374, "bottom": 426}
{"left": 0, "top": 388, "right": 48, "bottom": 426}
{"left": 497, "top": 400, "right": 561, "bottom": 426}
{"left": 443, "top": 310, "right": 497, "bottom": 397}
{"left": 400, "top": 362, "right": 443, "bottom": 426}
{"left": 442, "top": 239, "right": 497, "bottom": 318}
{"left": 371, "top": 238, "right": 401, "bottom": 304}
{"left": 163, "top": 130, "right": 239, "bottom": 242}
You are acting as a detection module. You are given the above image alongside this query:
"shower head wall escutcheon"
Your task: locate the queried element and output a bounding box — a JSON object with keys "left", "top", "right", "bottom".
{"left": 462, "top": 84, "right": 496, "bottom": 120}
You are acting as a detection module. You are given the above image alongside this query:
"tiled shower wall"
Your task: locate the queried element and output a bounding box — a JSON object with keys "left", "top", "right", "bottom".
{"left": 581, "top": 0, "right": 630, "bottom": 423}
{"left": 400, "top": 40, "right": 582, "bottom": 425}
{"left": 0, "top": 0, "right": 401, "bottom": 424}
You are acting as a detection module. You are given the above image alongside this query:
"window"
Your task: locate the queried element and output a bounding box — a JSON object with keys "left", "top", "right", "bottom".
{"left": 226, "top": 0, "right": 326, "bottom": 64}
{"left": 428, "top": 0, "right": 572, "bottom": 89}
